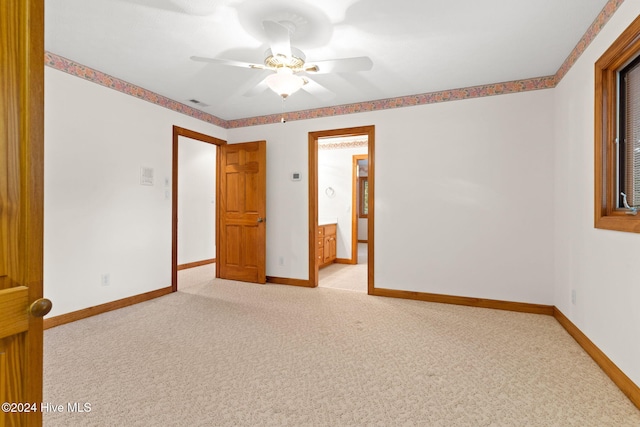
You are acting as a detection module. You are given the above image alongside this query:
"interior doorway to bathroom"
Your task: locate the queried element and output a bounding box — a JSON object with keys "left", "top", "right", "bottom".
{"left": 308, "top": 126, "right": 374, "bottom": 293}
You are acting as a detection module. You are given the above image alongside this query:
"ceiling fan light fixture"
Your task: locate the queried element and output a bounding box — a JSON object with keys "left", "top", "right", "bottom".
{"left": 265, "top": 67, "right": 304, "bottom": 98}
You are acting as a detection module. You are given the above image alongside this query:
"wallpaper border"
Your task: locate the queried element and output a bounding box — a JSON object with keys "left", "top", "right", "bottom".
{"left": 44, "top": 52, "right": 227, "bottom": 128}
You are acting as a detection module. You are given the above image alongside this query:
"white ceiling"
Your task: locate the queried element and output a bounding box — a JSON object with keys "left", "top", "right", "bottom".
{"left": 45, "top": 0, "right": 610, "bottom": 121}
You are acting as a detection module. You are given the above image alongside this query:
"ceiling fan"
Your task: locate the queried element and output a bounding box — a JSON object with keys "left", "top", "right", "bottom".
{"left": 191, "top": 20, "right": 373, "bottom": 100}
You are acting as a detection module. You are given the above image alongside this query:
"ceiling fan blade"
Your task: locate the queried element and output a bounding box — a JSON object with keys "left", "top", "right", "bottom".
{"left": 301, "top": 77, "right": 335, "bottom": 101}
{"left": 305, "top": 56, "right": 373, "bottom": 74}
{"left": 190, "top": 55, "right": 265, "bottom": 70}
{"left": 263, "top": 20, "right": 292, "bottom": 59}
{"left": 243, "top": 78, "right": 269, "bottom": 97}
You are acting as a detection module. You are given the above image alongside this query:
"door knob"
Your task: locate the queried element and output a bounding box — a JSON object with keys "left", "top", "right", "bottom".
{"left": 29, "top": 298, "right": 52, "bottom": 318}
{"left": 257, "top": 217, "right": 265, "bottom": 223}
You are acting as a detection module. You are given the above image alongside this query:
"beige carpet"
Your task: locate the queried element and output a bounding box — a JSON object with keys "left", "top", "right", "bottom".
{"left": 318, "top": 263, "right": 367, "bottom": 292}
{"left": 43, "top": 266, "right": 640, "bottom": 426}
{"left": 319, "top": 243, "right": 368, "bottom": 292}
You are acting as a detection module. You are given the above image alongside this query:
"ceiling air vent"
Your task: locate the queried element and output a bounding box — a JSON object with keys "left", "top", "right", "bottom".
{"left": 188, "top": 99, "right": 209, "bottom": 107}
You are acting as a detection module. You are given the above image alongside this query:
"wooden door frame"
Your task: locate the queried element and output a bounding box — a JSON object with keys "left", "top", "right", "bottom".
{"left": 352, "top": 154, "right": 368, "bottom": 261}
{"left": 171, "top": 126, "right": 226, "bottom": 292}
{"left": 308, "top": 126, "right": 375, "bottom": 292}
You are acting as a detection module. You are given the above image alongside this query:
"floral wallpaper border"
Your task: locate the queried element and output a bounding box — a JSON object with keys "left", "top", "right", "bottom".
{"left": 554, "top": 0, "right": 625, "bottom": 82}
{"left": 226, "top": 76, "right": 557, "bottom": 128}
{"left": 44, "top": 0, "right": 624, "bottom": 130}
{"left": 44, "top": 52, "right": 228, "bottom": 128}
{"left": 318, "top": 140, "right": 368, "bottom": 150}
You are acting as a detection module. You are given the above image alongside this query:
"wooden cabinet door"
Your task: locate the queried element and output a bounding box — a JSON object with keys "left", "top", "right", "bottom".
{"left": 329, "top": 235, "right": 337, "bottom": 261}
{"left": 218, "top": 141, "right": 267, "bottom": 283}
{"left": 323, "top": 236, "right": 331, "bottom": 263}
{"left": 1, "top": 1, "right": 47, "bottom": 426}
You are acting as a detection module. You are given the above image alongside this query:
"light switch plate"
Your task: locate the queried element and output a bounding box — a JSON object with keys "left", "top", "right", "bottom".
{"left": 140, "top": 167, "right": 154, "bottom": 186}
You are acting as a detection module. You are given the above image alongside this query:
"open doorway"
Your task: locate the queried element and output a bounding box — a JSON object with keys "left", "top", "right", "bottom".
{"left": 171, "top": 126, "right": 225, "bottom": 291}
{"left": 308, "top": 126, "right": 375, "bottom": 293}
{"left": 354, "top": 154, "right": 369, "bottom": 266}
{"left": 317, "top": 139, "right": 367, "bottom": 291}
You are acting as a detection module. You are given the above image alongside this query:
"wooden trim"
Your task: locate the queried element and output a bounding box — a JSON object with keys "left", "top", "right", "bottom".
{"left": 172, "top": 132, "right": 179, "bottom": 291}
{"left": 352, "top": 155, "right": 358, "bottom": 264}
{"left": 266, "top": 276, "right": 313, "bottom": 288}
{"left": 177, "top": 258, "right": 216, "bottom": 271}
{"left": 173, "top": 126, "right": 224, "bottom": 145}
{"left": 172, "top": 126, "right": 226, "bottom": 292}
{"left": 367, "top": 129, "right": 375, "bottom": 295}
{"left": 371, "top": 287, "right": 554, "bottom": 315}
{"left": 554, "top": 307, "right": 640, "bottom": 410}
{"left": 358, "top": 240, "right": 368, "bottom": 244}
{"left": 308, "top": 133, "right": 319, "bottom": 287}
{"left": 309, "top": 126, "right": 375, "bottom": 291}
{"left": 335, "top": 258, "right": 356, "bottom": 265}
{"left": 43, "top": 287, "right": 173, "bottom": 330}
{"left": 594, "top": 15, "right": 640, "bottom": 233}
{"left": 216, "top": 144, "right": 222, "bottom": 280}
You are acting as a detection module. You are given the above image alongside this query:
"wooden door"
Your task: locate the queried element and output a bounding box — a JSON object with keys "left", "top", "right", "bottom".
{"left": 218, "top": 141, "right": 266, "bottom": 283}
{"left": 1, "top": 1, "right": 47, "bottom": 426}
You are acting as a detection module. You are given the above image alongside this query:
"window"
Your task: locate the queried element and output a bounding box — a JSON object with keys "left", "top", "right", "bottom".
{"left": 619, "top": 56, "right": 640, "bottom": 212}
{"left": 594, "top": 15, "right": 640, "bottom": 233}
{"left": 359, "top": 177, "right": 368, "bottom": 218}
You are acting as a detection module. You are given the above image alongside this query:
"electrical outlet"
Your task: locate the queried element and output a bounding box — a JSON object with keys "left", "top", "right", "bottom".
{"left": 101, "top": 273, "right": 110, "bottom": 287}
{"left": 278, "top": 256, "right": 284, "bottom": 266}
{"left": 571, "top": 289, "right": 576, "bottom": 304}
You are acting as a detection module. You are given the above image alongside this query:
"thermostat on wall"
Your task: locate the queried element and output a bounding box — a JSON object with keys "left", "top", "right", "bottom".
{"left": 291, "top": 172, "right": 301, "bottom": 181}
{"left": 140, "top": 166, "right": 154, "bottom": 186}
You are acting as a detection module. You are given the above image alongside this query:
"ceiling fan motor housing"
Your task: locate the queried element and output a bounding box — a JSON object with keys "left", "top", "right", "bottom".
{"left": 264, "top": 47, "right": 306, "bottom": 71}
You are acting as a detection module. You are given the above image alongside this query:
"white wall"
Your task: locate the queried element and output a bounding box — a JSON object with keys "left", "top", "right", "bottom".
{"left": 44, "top": 67, "right": 225, "bottom": 317}
{"left": 177, "top": 136, "right": 216, "bottom": 265}
{"left": 228, "top": 88, "right": 555, "bottom": 305}
{"left": 318, "top": 144, "right": 368, "bottom": 259}
{"left": 553, "top": 0, "right": 640, "bottom": 388}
